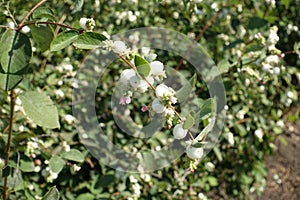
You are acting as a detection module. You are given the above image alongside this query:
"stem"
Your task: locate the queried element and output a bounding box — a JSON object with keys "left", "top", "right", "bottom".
{"left": 119, "top": 55, "right": 193, "bottom": 138}
{"left": 20, "top": 21, "right": 78, "bottom": 31}
{"left": 2, "top": 90, "right": 15, "bottom": 200}
{"left": 17, "top": 0, "right": 47, "bottom": 30}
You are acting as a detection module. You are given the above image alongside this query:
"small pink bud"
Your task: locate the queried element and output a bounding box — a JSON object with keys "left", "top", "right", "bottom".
{"left": 141, "top": 105, "right": 148, "bottom": 112}
{"left": 119, "top": 96, "right": 131, "bottom": 105}
{"left": 254, "top": 32, "right": 262, "bottom": 39}
{"left": 166, "top": 125, "right": 172, "bottom": 129}
{"left": 170, "top": 96, "right": 177, "bottom": 104}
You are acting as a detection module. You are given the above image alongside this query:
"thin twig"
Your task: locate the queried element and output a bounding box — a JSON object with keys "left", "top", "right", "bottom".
{"left": 2, "top": 90, "right": 15, "bottom": 200}
{"left": 20, "top": 21, "right": 78, "bottom": 31}
{"left": 54, "top": 14, "right": 67, "bottom": 36}
{"left": 175, "top": 9, "right": 222, "bottom": 70}
{"left": 119, "top": 55, "right": 192, "bottom": 136}
{"left": 17, "top": 0, "right": 47, "bottom": 30}
{"left": 5, "top": 2, "right": 18, "bottom": 26}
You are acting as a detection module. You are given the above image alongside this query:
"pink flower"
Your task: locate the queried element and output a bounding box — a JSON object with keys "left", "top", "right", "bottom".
{"left": 141, "top": 105, "right": 148, "bottom": 112}
{"left": 119, "top": 96, "right": 131, "bottom": 105}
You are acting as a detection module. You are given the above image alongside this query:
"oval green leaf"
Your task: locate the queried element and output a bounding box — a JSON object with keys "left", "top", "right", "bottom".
{"left": 30, "top": 25, "right": 54, "bottom": 51}
{"left": 61, "top": 149, "right": 84, "bottom": 162}
{"left": 0, "top": 29, "right": 32, "bottom": 90}
{"left": 42, "top": 186, "right": 60, "bottom": 200}
{"left": 49, "top": 155, "right": 65, "bottom": 173}
{"left": 19, "top": 91, "right": 60, "bottom": 129}
{"left": 73, "top": 32, "right": 107, "bottom": 49}
{"left": 50, "top": 30, "right": 79, "bottom": 51}
{"left": 183, "top": 112, "right": 195, "bottom": 130}
{"left": 134, "top": 55, "right": 151, "bottom": 77}
{"left": 32, "top": 7, "right": 55, "bottom": 21}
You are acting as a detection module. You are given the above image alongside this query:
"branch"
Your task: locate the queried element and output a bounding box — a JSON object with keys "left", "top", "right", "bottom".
{"left": 20, "top": 21, "right": 78, "bottom": 31}
{"left": 17, "top": 0, "right": 47, "bottom": 31}
{"left": 2, "top": 90, "right": 15, "bottom": 200}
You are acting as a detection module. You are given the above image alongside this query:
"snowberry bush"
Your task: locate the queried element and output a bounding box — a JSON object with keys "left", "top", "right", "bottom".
{"left": 0, "top": 0, "right": 299, "bottom": 200}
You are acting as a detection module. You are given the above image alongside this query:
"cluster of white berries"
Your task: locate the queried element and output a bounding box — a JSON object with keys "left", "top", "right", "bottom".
{"left": 79, "top": 17, "right": 95, "bottom": 32}
{"left": 103, "top": 40, "right": 130, "bottom": 55}
{"left": 262, "top": 54, "right": 282, "bottom": 75}
{"left": 41, "top": 167, "right": 58, "bottom": 183}
{"left": 103, "top": 40, "right": 204, "bottom": 162}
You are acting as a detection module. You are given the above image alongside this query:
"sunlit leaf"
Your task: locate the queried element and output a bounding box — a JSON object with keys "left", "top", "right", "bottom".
{"left": 134, "top": 55, "right": 151, "bottom": 77}
{"left": 50, "top": 30, "right": 79, "bottom": 51}
{"left": 19, "top": 91, "right": 60, "bottom": 129}
{"left": 49, "top": 155, "right": 65, "bottom": 173}
{"left": 61, "top": 149, "right": 84, "bottom": 162}
{"left": 73, "top": 32, "right": 107, "bottom": 49}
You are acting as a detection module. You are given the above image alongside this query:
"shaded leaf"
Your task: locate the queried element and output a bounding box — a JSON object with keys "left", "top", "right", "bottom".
{"left": 134, "top": 55, "right": 151, "bottom": 77}
{"left": 73, "top": 32, "right": 107, "bottom": 49}
{"left": 199, "top": 98, "right": 213, "bottom": 120}
{"left": 32, "top": 7, "right": 55, "bottom": 21}
{"left": 49, "top": 155, "right": 65, "bottom": 173}
{"left": 19, "top": 91, "right": 60, "bottom": 129}
{"left": 13, "top": 132, "right": 35, "bottom": 144}
{"left": 0, "top": 29, "right": 32, "bottom": 90}
{"left": 176, "top": 75, "right": 197, "bottom": 103}
{"left": 248, "top": 17, "right": 268, "bottom": 30}
{"left": 61, "top": 149, "right": 84, "bottom": 162}
{"left": 96, "top": 175, "right": 115, "bottom": 187}
{"left": 42, "top": 186, "right": 59, "bottom": 200}
{"left": 50, "top": 30, "right": 79, "bottom": 51}
{"left": 30, "top": 25, "right": 53, "bottom": 51}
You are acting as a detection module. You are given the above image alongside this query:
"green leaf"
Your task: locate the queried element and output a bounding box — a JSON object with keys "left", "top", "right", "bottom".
{"left": 134, "top": 55, "right": 151, "bottom": 77}
{"left": 213, "top": 146, "right": 223, "bottom": 161}
{"left": 32, "top": 7, "right": 55, "bottom": 21}
{"left": 49, "top": 155, "right": 65, "bottom": 173}
{"left": 13, "top": 132, "right": 35, "bottom": 144}
{"left": 183, "top": 112, "right": 195, "bottom": 129}
{"left": 0, "top": 29, "right": 32, "bottom": 90}
{"left": 20, "top": 158, "right": 35, "bottom": 172}
{"left": 72, "top": 0, "right": 85, "bottom": 14}
{"left": 50, "top": 30, "right": 79, "bottom": 51}
{"left": 207, "top": 176, "right": 218, "bottom": 187}
{"left": 199, "top": 98, "right": 213, "bottom": 120}
{"left": 42, "top": 186, "right": 59, "bottom": 200}
{"left": 234, "top": 124, "right": 247, "bottom": 137}
{"left": 247, "top": 17, "right": 268, "bottom": 30}
{"left": 73, "top": 32, "right": 107, "bottom": 49}
{"left": 30, "top": 25, "right": 54, "bottom": 51}
{"left": 244, "top": 43, "right": 264, "bottom": 53}
{"left": 176, "top": 74, "right": 197, "bottom": 103}
{"left": 19, "top": 91, "right": 60, "bottom": 129}
{"left": 217, "top": 59, "right": 231, "bottom": 74}
{"left": 76, "top": 193, "right": 95, "bottom": 200}
{"left": 96, "top": 175, "right": 115, "bottom": 187}
{"left": 61, "top": 149, "right": 84, "bottom": 162}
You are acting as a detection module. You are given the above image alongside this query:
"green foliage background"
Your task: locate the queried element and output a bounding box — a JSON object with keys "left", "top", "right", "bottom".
{"left": 0, "top": 0, "right": 299, "bottom": 199}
